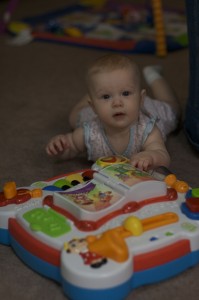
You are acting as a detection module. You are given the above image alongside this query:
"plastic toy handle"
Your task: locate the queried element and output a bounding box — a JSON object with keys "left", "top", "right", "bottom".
{"left": 87, "top": 227, "right": 129, "bottom": 262}
{"left": 141, "top": 212, "right": 179, "bottom": 231}
{"left": 87, "top": 212, "right": 179, "bottom": 263}
{"left": 123, "top": 212, "right": 178, "bottom": 235}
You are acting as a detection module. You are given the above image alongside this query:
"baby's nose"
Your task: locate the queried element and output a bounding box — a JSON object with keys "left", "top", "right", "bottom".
{"left": 112, "top": 96, "right": 123, "bottom": 106}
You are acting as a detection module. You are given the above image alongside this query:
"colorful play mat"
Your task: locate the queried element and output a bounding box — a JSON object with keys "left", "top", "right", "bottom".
{"left": 12, "top": 1, "right": 188, "bottom": 54}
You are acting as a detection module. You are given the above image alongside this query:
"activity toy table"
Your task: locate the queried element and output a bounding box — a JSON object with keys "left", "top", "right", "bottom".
{"left": 1, "top": 155, "right": 199, "bottom": 300}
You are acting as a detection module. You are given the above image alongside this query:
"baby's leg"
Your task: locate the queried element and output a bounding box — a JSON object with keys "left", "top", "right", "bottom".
{"left": 143, "top": 66, "right": 180, "bottom": 115}
{"left": 69, "top": 94, "right": 91, "bottom": 129}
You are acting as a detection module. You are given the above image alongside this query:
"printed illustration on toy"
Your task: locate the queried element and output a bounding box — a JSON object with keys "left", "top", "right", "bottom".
{"left": 66, "top": 184, "right": 118, "bottom": 212}
{"left": 64, "top": 237, "right": 107, "bottom": 268}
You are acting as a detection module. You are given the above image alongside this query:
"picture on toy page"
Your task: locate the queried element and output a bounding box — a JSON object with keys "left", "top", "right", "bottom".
{"left": 54, "top": 163, "right": 163, "bottom": 216}
{"left": 96, "top": 163, "right": 154, "bottom": 187}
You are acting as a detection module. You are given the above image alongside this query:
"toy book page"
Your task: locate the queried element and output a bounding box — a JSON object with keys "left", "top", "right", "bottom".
{"left": 94, "top": 163, "right": 156, "bottom": 192}
{"left": 54, "top": 179, "right": 123, "bottom": 213}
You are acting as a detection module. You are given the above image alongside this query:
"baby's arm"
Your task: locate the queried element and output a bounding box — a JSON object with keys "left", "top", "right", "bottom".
{"left": 46, "top": 127, "right": 85, "bottom": 159}
{"left": 69, "top": 94, "right": 91, "bottom": 129}
{"left": 131, "top": 125, "right": 170, "bottom": 171}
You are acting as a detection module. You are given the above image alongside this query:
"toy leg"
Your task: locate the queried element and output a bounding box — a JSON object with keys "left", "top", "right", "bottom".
{"left": 184, "top": 0, "right": 199, "bottom": 151}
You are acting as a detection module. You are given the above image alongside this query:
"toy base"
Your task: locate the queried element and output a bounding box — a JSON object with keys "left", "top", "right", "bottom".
{"left": 1, "top": 162, "right": 199, "bottom": 300}
{"left": 9, "top": 230, "right": 199, "bottom": 300}
{"left": 0, "top": 228, "right": 10, "bottom": 245}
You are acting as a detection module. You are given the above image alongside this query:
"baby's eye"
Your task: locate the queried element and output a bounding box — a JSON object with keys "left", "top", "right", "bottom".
{"left": 122, "top": 91, "right": 130, "bottom": 96}
{"left": 102, "top": 94, "right": 110, "bottom": 100}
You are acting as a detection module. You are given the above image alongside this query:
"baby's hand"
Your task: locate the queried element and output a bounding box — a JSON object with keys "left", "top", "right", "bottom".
{"left": 131, "top": 152, "right": 154, "bottom": 171}
{"left": 46, "top": 134, "right": 70, "bottom": 156}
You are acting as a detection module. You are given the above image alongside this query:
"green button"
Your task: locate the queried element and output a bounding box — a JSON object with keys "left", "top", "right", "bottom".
{"left": 53, "top": 178, "right": 71, "bottom": 188}
{"left": 165, "top": 231, "right": 174, "bottom": 236}
{"left": 192, "top": 188, "right": 199, "bottom": 198}
{"left": 23, "top": 208, "right": 71, "bottom": 237}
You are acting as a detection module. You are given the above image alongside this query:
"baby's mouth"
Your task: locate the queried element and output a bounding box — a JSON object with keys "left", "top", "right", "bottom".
{"left": 113, "top": 112, "right": 126, "bottom": 118}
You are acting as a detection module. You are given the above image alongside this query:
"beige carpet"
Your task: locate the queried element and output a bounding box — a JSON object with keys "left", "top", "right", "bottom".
{"left": 0, "top": 1, "right": 199, "bottom": 300}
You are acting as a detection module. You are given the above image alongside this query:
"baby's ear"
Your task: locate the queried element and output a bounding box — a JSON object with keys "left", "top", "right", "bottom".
{"left": 140, "top": 89, "right": 146, "bottom": 105}
{"left": 88, "top": 98, "right": 92, "bottom": 106}
{"left": 88, "top": 98, "right": 96, "bottom": 113}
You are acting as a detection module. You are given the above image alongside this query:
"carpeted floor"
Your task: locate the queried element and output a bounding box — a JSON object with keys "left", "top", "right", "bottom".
{"left": 0, "top": 1, "right": 199, "bottom": 300}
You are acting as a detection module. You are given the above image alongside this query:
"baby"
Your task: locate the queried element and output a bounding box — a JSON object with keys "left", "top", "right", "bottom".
{"left": 46, "top": 54, "right": 179, "bottom": 171}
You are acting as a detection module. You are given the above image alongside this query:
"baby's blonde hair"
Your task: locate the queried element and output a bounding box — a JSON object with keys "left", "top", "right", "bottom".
{"left": 86, "top": 54, "right": 141, "bottom": 91}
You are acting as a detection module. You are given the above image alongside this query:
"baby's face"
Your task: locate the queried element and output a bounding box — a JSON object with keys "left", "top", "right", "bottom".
{"left": 89, "top": 68, "right": 144, "bottom": 132}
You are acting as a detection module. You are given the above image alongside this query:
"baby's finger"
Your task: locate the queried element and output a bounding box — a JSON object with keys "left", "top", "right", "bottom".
{"left": 142, "top": 160, "right": 150, "bottom": 171}
{"left": 46, "top": 139, "right": 63, "bottom": 155}
{"left": 54, "top": 138, "right": 65, "bottom": 152}
{"left": 131, "top": 158, "right": 141, "bottom": 169}
{"left": 46, "top": 144, "right": 57, "bottom": 156}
